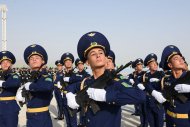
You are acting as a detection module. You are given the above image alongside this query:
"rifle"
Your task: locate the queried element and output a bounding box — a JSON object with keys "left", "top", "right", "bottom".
{"left": 60, "top": 67, "right": 76, "bottom": 92}
{"left": 0, "top": 68, "right": 12, "bottom": 93}
{"left": 19, "top": 70, "right": 41, "bottom": 107}
{"left": 69, "top": 61, "right": 132, "bottom": 117}
{"left": 162, "top": 72, "right": 190, "bottom": 107}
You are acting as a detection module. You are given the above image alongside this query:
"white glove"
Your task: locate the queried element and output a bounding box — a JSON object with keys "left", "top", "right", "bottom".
{"left": 137, "top": 83, "right": 145, "bottom": 90}
{"left": 151, "top": 90, "right": 166, "bottom": 103}
{"left": 149, "top": 78, "right": 160, "bottom": 82}
{"left": 66, "top": 92, "right": 79, "bottom": 109}
{"left": 129, "top": 79, "right": 135, "bottom": 85}
{"left": 0, "top": 80, "right": 4, "bottom": 87}
{"left": 63, "top": 77, "right": 70, "bottom": 82}
{"left": 16, "top": 86, "right": 25, "bottom": 103}
{"left": 24, "top": 82, "right": 31, "bottom": 90}
{"left": 174, "top": 84, "right": 190, "bottom": 93}
{"left": 87, "top": 88, "right": 106, "bottom": 102}
{"left": 57, "top": 82, "right": 62, "bottom": 89}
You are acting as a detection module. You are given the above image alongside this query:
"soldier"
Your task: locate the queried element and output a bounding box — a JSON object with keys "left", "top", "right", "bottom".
{"left": 75, "top": 58, "right": 91, "bottom": 127}
{"left": 159, "top": 45, "right": 190, "bottom": 127}
{"left": 60, "top": 52, "right": 81, "bottom": 127}
{"left": 17, "top": 44, "right": 54, "bottom": 127}
{"left": 106, "top": 50, "right": 115, "bottom": 71}
{"left": 75, "top": 58, "right": 91, "bottom": 79}
{"left": 132, "top": 58, "right": 148, "bottom": 127}
{"left": 66, "top": 31, "right": 146, "bottom": 127}
{"left": 137, "top": 53, "right": 165, "bottom": 127}
{"left": 0, "top": 51, "right": 21, "bottom": 127}
{"left": 54, "top": 60, "right": 64, "bottom": 120}
{"left": 128, "top": 59, "right": 144, "bottom": 116}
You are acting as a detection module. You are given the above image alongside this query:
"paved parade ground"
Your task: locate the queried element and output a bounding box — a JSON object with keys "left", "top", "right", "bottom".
{"left": 18, "top": 97, "right": 141, "bottom": 127}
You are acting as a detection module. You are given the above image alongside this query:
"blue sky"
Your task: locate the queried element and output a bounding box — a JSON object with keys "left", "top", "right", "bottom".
{"left": 0, "top": 0, "right": 190, "bottom": 73}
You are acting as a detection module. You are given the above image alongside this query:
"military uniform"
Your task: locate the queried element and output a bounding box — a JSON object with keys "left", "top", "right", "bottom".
{"left": 75, "top": 58, "right": 91, "bottom": 127}
{"left": 23, "top": 44, "right": 54, "bottom": 127}
{"left": 160, "top": 45, "right": 190, "bottom": 127}
{"left": 61, "top": 52, "right": 84, "bottom": 127}
{"left": 131, "top": 58, "right": 148, "bottom": 127}
{"left": 54, "top": 60, "right": 64, "bottom": 120}
{"left": 141, "top": 53, "right": 165, "bottom": 127}
{"left": 0, "top": 51, "right": 21, "bottom": 127}
{"left": 66, "top": 31, "right": 146, "bottom": 127}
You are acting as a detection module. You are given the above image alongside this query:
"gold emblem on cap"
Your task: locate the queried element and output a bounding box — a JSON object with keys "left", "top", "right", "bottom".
{"left": 88, "top": 33, "right": 96, "bottom": 37}
{"left": 91, "top": 42, "right": 98, "bottom": 46}
{"left": 3, "top": 56, "right": 8, "bottom": 59}
{"left": 30, "top": 44, "right": 36, "bottom": 48}
{"left": 84, "top": 42, "right": 105, "bottom": 57}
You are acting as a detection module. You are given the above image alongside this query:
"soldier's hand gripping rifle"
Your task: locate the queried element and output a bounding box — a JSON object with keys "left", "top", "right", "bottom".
{"left": 0, "top": 68, "right": 11, "bottom": 93}
{"left": 162, "top": 72, "right": 190, "bottom": 107}
{"left": 19, "top": 70, "right": 40, "bottom": 107}
{"left": 60, "top": 67, "right": 77, "bottom": 93}
{"left": 69, "top": 61, "right": 132, "bottom": 117}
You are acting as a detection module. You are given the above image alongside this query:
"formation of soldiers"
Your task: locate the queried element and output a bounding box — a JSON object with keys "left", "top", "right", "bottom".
{"left": 0, "top": 31, "right": 189, "bottom": 127}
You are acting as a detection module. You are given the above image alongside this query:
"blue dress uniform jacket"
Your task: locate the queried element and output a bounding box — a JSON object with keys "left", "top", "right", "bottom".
{"left": 54, "top": 71, "right": 64, "bottom": 119}
{"left": 133, "top": 71, "right": 148, "bottom": 127}
{"left": 163, "top": 71, "right": 190, "bottom": 127}
{"left": 67, "top": 76, "right": 146, "bottom": 127}
{"left": 142, "top": 71, "right": 165, "bottom": 127}
{"left": 0, "top": 72, "right": 21, "bottom": 127}
{"left": 76, "top": 70, "right": 91, "bottom": 126}
{"left": 26, "top": 70, "right": 54, "bottom": 127}
{"left": 76, "top": 70, "right": 91, "bottom": 80}
{"left": 64, "top": 70, "right": 85, "bottom": 127}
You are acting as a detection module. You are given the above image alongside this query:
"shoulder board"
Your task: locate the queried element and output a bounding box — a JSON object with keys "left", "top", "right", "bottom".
{"left": 114, "top": 78, "right": 120, "bottom": 81}
{"left": 45, "top": 77, "right": 53, "bottom": 82}
{"left": 121, "top": 82, "right": 132, "bottom": 88}
{"left": 12, "top": 74, "right": 19, "bottom": 79}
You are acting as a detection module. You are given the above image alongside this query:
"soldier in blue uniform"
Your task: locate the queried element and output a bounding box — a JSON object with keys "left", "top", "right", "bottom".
{"left": 106, "top": 50, "right": 131, "bottom": 88}
{"left": 106, "top": 50, "right": 116, "bottom": 71}
{"left": 160, "top": 45, "right": 190, "bottom": 127}
{"left": 132, "top": 58, "right": 148, "bottom": 127}
{"left": 128, "top": 59, "right": 144, "bottom": 117}
{"left": 75, "top": 58, "right": 91, "bottom": 127}
{"left": 18, "top": 44, "right": 54, "bottom": 127}
{"left": 54, "top": 60, "right": 64, "bottom": 120}
{"left": 75, "top": 58, "right": 91, "bottom": 80}
{"left": 60, "top": 52, "right": 81, "bottom": 127}
{"left": 0, "top": 51, "right": 21, "bottom": 127}
{"left": 66, "top": 31, "right": 146, "bottom": 127}
{"left": 137, "top": 53, "right": 165, "bottom": 127}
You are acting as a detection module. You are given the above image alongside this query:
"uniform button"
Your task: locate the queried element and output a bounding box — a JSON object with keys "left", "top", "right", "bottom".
{"left": 89, "top": 106, "right": 91, "bottom": 108}
{"left": 113, "top": 102, "right": 115, "bottom": 104}
{"left": 87, "top": 119, "right": 90, "bottom": 122}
